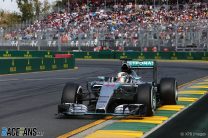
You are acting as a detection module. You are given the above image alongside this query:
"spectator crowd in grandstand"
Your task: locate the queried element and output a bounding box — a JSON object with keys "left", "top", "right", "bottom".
{"left": 2, "top": 0, "right": 208, "bottom": 48}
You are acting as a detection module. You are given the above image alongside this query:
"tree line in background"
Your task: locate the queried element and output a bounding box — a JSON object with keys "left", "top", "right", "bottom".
{"left": 0, "top": 0, "right": 52, "bottom": 27}
{"left": 17, "top": 0, "right": 51, "bottom": 21}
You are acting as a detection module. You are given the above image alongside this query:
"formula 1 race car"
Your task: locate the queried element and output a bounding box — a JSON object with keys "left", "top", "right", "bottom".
{"left": 58, "top": 60, "right": 178, "bottom": 116}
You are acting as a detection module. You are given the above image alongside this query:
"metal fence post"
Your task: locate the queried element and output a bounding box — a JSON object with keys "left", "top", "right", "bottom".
{"left": 78, "top": 35, "right": 81, "bottom": 51}
{"left": 38, "top": 39, "right": 40, "bottom": 51}
{"left": 207, "top": 32, "right": 208, "bottom": 52}
{"left": 0, "top": 28, "right": 3, "bottom": 47}
{"left": 175, "top": 24, "right": 179, "bottom": 52}
{"left": 58, "top": 37, "right": 61, "bottom": 52}
{"left": 17, "top": 43, "right": 20, "bottom": 51}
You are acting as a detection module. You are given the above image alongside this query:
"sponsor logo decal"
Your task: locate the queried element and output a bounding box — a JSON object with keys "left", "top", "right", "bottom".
{"left": 1, "top": 127, "right": 44, "bottom": 137}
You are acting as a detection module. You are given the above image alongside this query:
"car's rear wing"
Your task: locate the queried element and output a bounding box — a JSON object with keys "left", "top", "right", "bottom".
{"left": 126, "top": 60, "right": 155, "bottom": 69}
{"left": 123, "top": 60, "right": 158, "bottom": 84}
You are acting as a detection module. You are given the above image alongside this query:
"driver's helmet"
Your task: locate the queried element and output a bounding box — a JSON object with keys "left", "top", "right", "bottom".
{"left": 117, "top": 72, "right": 128, "bottom": 83}
{"left": 121, "top": 63, "right": 132, "bottom": 74}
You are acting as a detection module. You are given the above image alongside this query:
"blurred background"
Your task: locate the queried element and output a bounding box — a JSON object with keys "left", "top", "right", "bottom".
{"left": 0, "top": 0, "right": 207, "bottom": 52}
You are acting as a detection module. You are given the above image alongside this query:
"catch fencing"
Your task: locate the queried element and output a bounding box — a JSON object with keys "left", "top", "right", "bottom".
{"left": 1, "top": 20, "right": 208, "bottom": 52}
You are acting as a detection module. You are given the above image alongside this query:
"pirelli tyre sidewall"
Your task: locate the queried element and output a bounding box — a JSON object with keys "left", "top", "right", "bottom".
{"left": 160, "top": 78, "right": 178, "bottom": 105}
{"left": 136, "top": 84, "right": 156, "bottom": 116}
{"left": 61, "top": 82, "right": 83, "bottom": 104}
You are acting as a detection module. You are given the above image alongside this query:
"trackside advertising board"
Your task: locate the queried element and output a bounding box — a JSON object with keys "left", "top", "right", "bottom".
{"left": 0, "top": 57, "right": 75, "bottom": 74}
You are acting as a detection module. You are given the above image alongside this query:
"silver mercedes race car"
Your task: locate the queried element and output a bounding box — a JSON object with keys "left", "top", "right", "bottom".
{"left": 58, "top": 60, "right": 178, "bottom": 116}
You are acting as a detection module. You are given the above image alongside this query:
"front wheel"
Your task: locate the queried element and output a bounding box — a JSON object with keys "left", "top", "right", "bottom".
{"left": 61, "top": 82, "right": 83, "bottom": 104}
{"left": 135, "top": 84, "right": 156, "bottom": 116}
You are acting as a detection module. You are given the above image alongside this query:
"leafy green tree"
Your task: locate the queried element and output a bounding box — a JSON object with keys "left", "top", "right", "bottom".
{"left": 42, "top": 0, "right": 51, "bottom": 15}
{"left": 16, "top": 0, "right": 34, "bottom": 21}
{"left": 33, "top": 0, "right": 41, "bottom": 17}
{"left": 0, "top": 11, "right": 21, "bottom": 27}
{"left": 53, "top": 0, "right": 64, "bottom": 11}
{"left": 16, "top": 0, "right": 52, "bottom": 21}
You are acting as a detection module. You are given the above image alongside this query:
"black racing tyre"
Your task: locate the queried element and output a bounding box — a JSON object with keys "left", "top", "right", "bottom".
{"left": 160, "top": 78, "right": 178, "bottom": 105}
{"left": 135, "top": 84, "right": 156, "bottom": 116}
{"left": 61, "top": 82, "right": 82, "bottom": 104}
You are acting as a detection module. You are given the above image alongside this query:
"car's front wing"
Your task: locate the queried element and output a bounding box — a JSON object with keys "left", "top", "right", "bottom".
{"left": 58, "top": 103, "right": 146, "bottom": 116}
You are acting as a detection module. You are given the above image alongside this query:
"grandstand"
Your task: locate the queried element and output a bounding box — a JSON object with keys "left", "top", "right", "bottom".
{"left": 0, "top": 0, "right": 207, "bottom": 52}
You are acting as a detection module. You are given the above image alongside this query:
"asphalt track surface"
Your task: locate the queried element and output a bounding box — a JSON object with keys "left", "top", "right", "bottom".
{"left": 0, "top": 60, "right": 207, "bottom": 138}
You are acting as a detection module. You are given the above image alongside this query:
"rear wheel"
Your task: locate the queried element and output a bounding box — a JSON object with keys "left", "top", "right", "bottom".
{"left": 160, "top": 78, "right": 178, "bottom": 105}
{"left": 61, "top": 82, "right": 82, "bottom": 104}
{"left": 135, "top": 84, "right": 156, "bottom": 116}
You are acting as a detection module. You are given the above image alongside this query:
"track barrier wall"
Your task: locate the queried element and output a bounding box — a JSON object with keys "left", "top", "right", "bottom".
{"left": 72, "top": 51, "right": 208, "bottom": 60}
{"left": 0, "top": 56, "right": 75, "bottom": 74}
{"left": 0, "top": 51, "right": 207, "bottom": 60}
{"left": 0, "top": 50, "right": 206, "bottom": 74}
